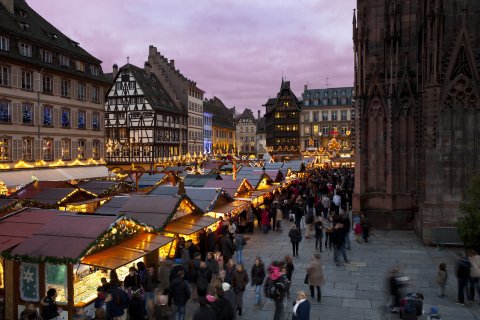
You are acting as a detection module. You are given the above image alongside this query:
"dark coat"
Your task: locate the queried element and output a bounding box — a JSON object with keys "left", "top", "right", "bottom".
{"left": 128, "top": 295, "right": 145, "bottom": 320}
{"left": 292, "top": 299, "right": 310, "bottom": 320}
{"left": 41, "top": 296, "right": 59, "bottom": 320}
{"left": 206, "top": 257, "right": 219, "bottom": 275}
{"left": 232, "top": 269, "right": 249, "bottom": 292}
{"left": 289, "top": 228, "right": 302, "bottom": 243}
{"left": 123, "top": 273, "right": 140, "bottom": 290}
{"left": 212, "top": 296, "right": 235, "bottom": 320}
{"left": 193, "top": 305, "right": 217, "bottom": 320}
{"left": 207, "top": 232, "right": 216, "bottom": 252}
{"left": 196, "top": 267, "right": 212, "bottom": 292}
{"left": 153, "top": 304, "right": 172, "bottom": 320}
{"left": 219, "top": 236, "right": 234, "bottom": 259}
{"left": 168, "top": 277, "right": 191, "bottom": 307}
{"left": 250, "top": 263, "right": 266, "bottom": 286}
{"left": 106, "top": 286, "right": 128, "bottom": 318}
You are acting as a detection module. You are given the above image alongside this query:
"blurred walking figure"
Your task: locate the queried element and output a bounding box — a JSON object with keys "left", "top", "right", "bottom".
{"left": 387, "top": 267, "right": 408, "bottom": 313}
{"left": 232, "top": 264, "right": 249, "bottom": 316}
{"left": 467, "top": 249, "right": 480, "bottom": 302}
{"left": 314, "top": 217, "right": 323, "bottom": 252}
{"left": 436, "top": 263, "right": 447, "bottom": 298}
{"left": 250, "top": 257, "right": 266, "bottom": 306}
{"left": 455, "top": 252, "right": 471, "bottom": 305}
{"left": 288, "top": 224, "right": 302, "bottom": 258}
{"left": 305, "top": 253, "right": 325, "bottom": 303}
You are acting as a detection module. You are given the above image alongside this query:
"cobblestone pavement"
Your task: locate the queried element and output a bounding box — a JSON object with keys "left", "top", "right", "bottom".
{"left": 185, "top": 224, "right": 480, "bottom": 320}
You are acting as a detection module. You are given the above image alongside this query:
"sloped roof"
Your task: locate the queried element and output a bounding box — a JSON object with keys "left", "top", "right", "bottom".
{"left": 11, "top": 180, "right": 95, "bottom": 205}
{"left": 0, "top": 0, "right": 108, "bottom": 82}
{"left": 238, "top": 108, "right": 256, "bottom": 123}
{"left": 11, "top": 213, "right": 116, "bottom": 259}
{"left": 203, "top": 177, "right": 254, "bottom": 197}
{"left": 264, "top": 80, "right": 302, "bottom": 115}
{"left": 183, "top": 174, "right": 221, "bottom": 187}
{"left": 94, "top": 196, "right": 131, "bottom": 216}
{"left": 76, "top": 180, "right": 124, "bottom": 196}
{"left": 204, "top": 97, "right": 235, "bottom": 129}
{"left": 116, "top": 64, "right": 186, "bottom": 116}
{"left": 137, "top": 173, "right": 167, "bottom": 188}
{"left": 303, "top": 87, "right": 354, "bottom": 107}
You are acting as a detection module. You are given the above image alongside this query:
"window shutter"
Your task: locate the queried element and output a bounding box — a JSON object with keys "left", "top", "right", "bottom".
{"left": 11, "top": 67, "right": 19, "bottom": 88}
{"left": 34, "top": 104, "right": 40, "bottom": 125}
{"left": 34, "top": 139, "right": 40, "bottom": 161}
{"left": 33, "top": 72, "right": 41, "bottom": 92}
{"left": 53, "top": 77, "right": 60, "bottom": 95}
{"left": 54, "top": 139, "right": 60, "bottom": 160}
{"left": 99, "top": 87, "right": 104, "bottom": 104}
{"left": 86, "top": 140, "right": 93, "bottom": 158}
{"left": 99, "top": 140, "right": 105, "bottom": 159}
{"left": 71, "top": 140, "right": 78, "bottom": 159}
{"left": 86, "top": 85, "right": 91, "bottom": 102}
{"left": 53, "top": 108, "right": 60, "bottom": 127}
{"left": 11, "top": 138, "right": 18, "bottom": 161}
{"left": 73, "top": 81, "right": 78, "bottom": 99}
{"left": 86, "top": 112, "right": 92, "bottom": 129}
{"left": 72, "top": 109, "right": 77, "bottom": 128}
{"left": 11, "top": 102, "right": 19, "bottom": 124}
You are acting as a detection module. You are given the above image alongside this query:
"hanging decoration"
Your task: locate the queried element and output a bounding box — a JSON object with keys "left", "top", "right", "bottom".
{"left": 20, "top": 262, "right": 39, "bottom": 302}
{"left": 0, "top": 180, "right": 7, "bottom": 196}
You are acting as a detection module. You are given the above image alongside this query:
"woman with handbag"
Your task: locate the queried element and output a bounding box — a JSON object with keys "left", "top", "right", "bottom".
{"left": 305, "top": 253, "right": 325, "bottom": 302}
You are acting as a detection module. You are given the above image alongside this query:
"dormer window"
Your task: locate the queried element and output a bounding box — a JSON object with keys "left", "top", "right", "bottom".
{"left": 40, "top": 49, "right": 52, "bottom": 63}
{"left": 45, "top": 32, "right": 58, "bottom": 40}
{"left": 18, "top": 22, "right": 29, "bottom": 31}
{"left": 0, "top": 36, "right": 9, "bottom": 51}
{"left": 75, "top": 60, "right": 85, "bottom": 72}
{"left": 71, "top": 41, "right": 79, "bottom": 48}
{"left": 90, "top": 65, "right": 99, "bottom": 76}
{"left": 19, "top": 42, "right": 32, "bottom": 57}
{"left": 59, "top": 55, "right": 69, "bottom": 67}
{"left": 18, "top": 10, "right": 27, "bottom": 17}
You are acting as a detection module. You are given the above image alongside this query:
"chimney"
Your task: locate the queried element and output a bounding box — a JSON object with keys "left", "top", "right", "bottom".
{"left": 0, "top": 0, "right": 14, "bottom": 14}
{"left": 170, "top": 59, "right": 175, "bottom": 68}
{"left": 258, "top": 110, "right": 261, "bottom": 119}
{"left": 304, "top": 84, "right": 308, "bottom": 91}
{"left": 112, "top": 63, "right": 118, "bottom": 77}
{"left": 144, "top": 61, "right": 151, "bottom": 77}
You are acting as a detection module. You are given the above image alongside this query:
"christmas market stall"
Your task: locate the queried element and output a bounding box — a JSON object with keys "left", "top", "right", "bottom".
{"left": 0, "top": 198, "right": 19, "bottom": 217}
{"left": 77, "top": 180, "right": 133, "bottom": 198}
{"left": 182, "top": 174, "right": 222, "bottom": 188}
{"left": 136, "top": 173, "right": 171, "bottom": 192}
{"left": 8, "top": 181, "right": 99, "bottom": 211}
{"left": 118, "top": 194, "right": 219, "bottom": 250}
{"left": 204, "top": 176, "right": 255, "bottom": 200}
{"left": 235, "top": 167, "right": 274, "bottom": 191}
{"left": 0, "top": 209, "right": 173, "bottom": 320}
{"left": 93, "top": 196, "right": 131, "bottom": 216}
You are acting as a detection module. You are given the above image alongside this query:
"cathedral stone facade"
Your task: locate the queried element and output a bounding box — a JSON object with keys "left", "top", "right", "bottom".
{"left": 353, "top": 0, "right": 480, "bottom": 243}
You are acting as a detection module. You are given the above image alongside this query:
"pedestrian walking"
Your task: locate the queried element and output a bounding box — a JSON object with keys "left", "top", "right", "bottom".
{"left": 314, "top": 217, "right": 323, "bottom": 252}
{"left": 288, "top": 224, "right": 302, "bottom": 258}
{"left": 354, "top": 220, "right": 362, "bottom": 243}
{"left": 294, "top": 202, "right": 304, "bottom": 231}
{"left": 250, "top": 257, "right": 266, "bottom": 306}
{"left": 400, "top": 292, "right": 424, "bottom": 320}
{"left": 219, "top": 234, "right": 235, "bottom": 268}
{"left": 234, "top": 233, "right": 246, "bottom": 265}
{"left": 168, "top": 270, "right": 191, "bottom": 320}
{"left": 276, "top": 204, "right": 284, "bottom": 232}
{"left": 342, "top": 213, "right": 351, "bottom": 250}
{"left": 305, "top": 253, "right": 325, "bottom": 302}
{"left": 331, "top": 223, "right": 348, "bottom": 266}
{"left": 232, "top": 264, "right": 249, "bottom": 316}
{"left": 153, "top": 294, "right": 172, "bottom": 320}
{"left": 467, "top": 249, "right": 480, "bottom": 302}
{"left": 41, "top": 289, "right": 62, "bottom": 320}
{"left": 261, "top": 207, "right": 270, "bottom": 233}
{"left": 196, "top": 262, "right": 212, "bottom": 298}
{"left": 212, "top": 287, "right": 235, "bottom": 320}
{"left": 265, "top": 263, "right": 288, "bottom": 320}
{"left": 436, "top": 262, "right": 447, "bottom": 298}
{"left": 221, "top": 282, "right": 237, "bottom": 315}
{"left": 206, "top": 229, "right": 216, "bottom": 253}
{"left": 455, "top": 252, "right": 471, "bottom": 305}
{"left": 388, "top": 267, "right": 408, "bottom": 313}
{"left": 284, "top": 255, "right": 294, "bottom": 299}
{"left": 305, "top": 206, "right": 314, "bottom": 239}
{"left": 332, "top": 193, "right": 341, "bottom": 215}
{"left": 206, "top": 252, "right": 219, "bottom": 275}
{"left": 321, "top": 194, "right": 330, "bottom": 219}
{"left": 360, "top": 213, "right": 371, "bottom": 243}
{"left": 292, "top": 291, "right": 310, "bottom": 320}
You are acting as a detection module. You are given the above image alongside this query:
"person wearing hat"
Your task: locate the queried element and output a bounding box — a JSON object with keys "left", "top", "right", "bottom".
{"left": 222, "top": 282, "right": 237, "bottom": 312}
{"left": 212, "top": 287, "right": 235, "bottom": 320}
{"left": 192, "top": 296, "right": 216, "bottom": 320}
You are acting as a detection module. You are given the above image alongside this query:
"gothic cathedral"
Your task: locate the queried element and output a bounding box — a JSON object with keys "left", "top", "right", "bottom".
{"left": 353, "top": 0, "right": 480, "bottom": 243}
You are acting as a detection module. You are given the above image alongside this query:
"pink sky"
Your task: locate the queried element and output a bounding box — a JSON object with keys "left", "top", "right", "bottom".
{"left": 31, "top": 0, "right": 355, "bottom": 114}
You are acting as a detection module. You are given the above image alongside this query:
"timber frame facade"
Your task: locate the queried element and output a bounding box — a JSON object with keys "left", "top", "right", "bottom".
{"left": 105, "top": 63, "right": 187, "bottom": 164}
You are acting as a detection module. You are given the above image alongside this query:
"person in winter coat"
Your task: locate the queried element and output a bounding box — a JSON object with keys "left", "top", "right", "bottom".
{"left": 294, "top": 203, "right": 304, "bottom": 231}
{"left": 289, "top": 224, "right": 302, "bottom": 257}
{"left": 196, "top": 261, "right": 212, "bottom": 298}
{"left": 124, "top": 266, "right": 141, "bottom": 292}
{"left": 198, "top": 229, "right": 207, "bottom": 261}
{"left": 284, "top": 255, "right": 294, "bottom": 299}
{"left": 234, "top": 233, "right": 246, "bottom": 265}
{"left": 265, "top": 264, "right": 288, "bottom": 320}
{"left": 455, "top": 253, "right": 471, "bottom": 305}
{"left": 331, "top": 223, "right": 348, "bottom": 266}
{"left": 436, "top": 262, "right": 448, "bottom": 298}
{"left": 154, "top": 294, "right": 172, "bottom": 320}
{"left": 261, "top": 207, "right": 270, "bottom": 233}
{"left": 219, "top": 235, "right": 235, "bottom": 268}
{"left": 305, "top": 253, "right": 325, "bottom": 302}
{"left": 128, "top": 290, "right": 145, "bottom": 320}
{"left": 467, "top": 249, "right": 480, "bottom": 302}
{"left": 224, "top": 259, "right": 236, "bottom": 285}
{"left": 206, "top": 228, "right": 217, "bottom": 253}
{"left": 221, "top": 282, "right": 237, "bottom": 315}
{"left": 168, "top": 270, "right": 191, "bottom": 320}
{"left": 158, "top": 258, "right": 172, "bottom": 293}
{"left": 314, "top": 218, "right": 323, "bottom": 252}
{"left": 192, "top": 296, "right": 216, "bottom": 320}
{"left": 360, "top": 214, "right": 372, "bottom": 242}
{"left": 212, "top": 287, "right": 235, "bottom": 320}
{"left": 250, "top": 257, "right": 266, "bottom": 305}
{"left": 292, "top": 290, "right": 310, "bottom": 320}
{"left": 206, "top": 252, "right": 219, "bottom": 275}
{"left": 41, "top": 289, "right": 61, "bottom": 320}
{"left": 232, "top": 264, "right": 249, "bottom": 316}
{"left": 400, "top": 292, "right": 424, "bottom": 320}
{"left": 321, "top": 195, "right": 331, "bottom": 218}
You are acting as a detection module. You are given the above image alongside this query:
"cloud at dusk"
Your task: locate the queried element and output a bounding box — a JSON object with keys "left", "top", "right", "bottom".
{"left": 30, "top": 0, "right": 356, "bottom": 113}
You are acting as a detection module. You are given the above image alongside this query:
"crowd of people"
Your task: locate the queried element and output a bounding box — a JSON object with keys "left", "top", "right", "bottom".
{"left": 20, "top": 166, "right": 480, "bottom": 320}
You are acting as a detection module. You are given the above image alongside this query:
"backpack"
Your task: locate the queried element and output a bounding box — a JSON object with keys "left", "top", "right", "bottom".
{"left": 264, "top": 278, "right": 279, "bottom": 299}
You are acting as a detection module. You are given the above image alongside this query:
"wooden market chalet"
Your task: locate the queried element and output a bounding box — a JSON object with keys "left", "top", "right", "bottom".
{"left": 264, "top": 80, "right": 302, "bottom": 161}
{"left": 104, "top": 62, "right": 188, "bottom": 165}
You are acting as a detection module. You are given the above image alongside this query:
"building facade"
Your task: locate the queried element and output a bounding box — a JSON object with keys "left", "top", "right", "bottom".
{"left": 146, "top": 46, "right": 203, "bottom": 155}
{"left": 300, "top": 87, "right": 354, "bottom": 162}
{"left": 264, "top": 80, "right": 302, "bottom": 161}
{"left": 187, "top": 83, "right": 204, "bottom": 154}
{"left": 204, "top": 97, "right": 236, "bottom": 155}
{"left": 235, "top": 108, "right": 256, "bottom": 157}
{"left": 203, "top": 111, "right": 212, "bottom": 154}
{"left": 256, "top": 112, "right": 267, "bottom": 158}
{"left": 0, "top": 0, "right": 109, "bottom": 175}
{"left": 104, "top": 63, "right": 188, "bottom": 164}
{"left": 353, "top": 0, "right": 480, "bottom": 242}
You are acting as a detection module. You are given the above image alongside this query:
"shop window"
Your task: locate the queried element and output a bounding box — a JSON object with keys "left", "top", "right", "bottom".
{"left": 22, "top": 138, "right": 33, "bottom": 161}
{"left": 61, "top": 109, "right": 70, "bottom": 128}
{"left": 92, "top": 112, "right": 100, "bottom": 130}
{"left": 45, "top": 264, "right": 68, "bottom": 304}
{"left": 61, "top": 139, "right": 70, "bottom": 160}
{"left": 78, "top": 140, "right": 86, "bottom": 159}
{"left": 93, "top": 140, "right": 100, "bottom": 159}
{"left": 42, "top": 138, "right": 53, "bottom": 161}
{"left": 0, "top": 100, "right": 10, "bottom": 123}
{"left": 0, "top": 138, "right": 9, "bottom": 161}
{"left": 20, "top": 263, "right": 39, "bottom": 302}
{"left": 22, "top": 104, "right": 33, "bottom": 124}
{"left": 43, "top": 106, "right": 52, "bottom": 126}
{"left": 78, "top": 111, "right": 86, "bottom": 129}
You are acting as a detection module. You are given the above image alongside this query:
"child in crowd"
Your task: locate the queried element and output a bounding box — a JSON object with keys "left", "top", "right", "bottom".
{"left": 436, "top": 262, "right": 447, "bottom": 298}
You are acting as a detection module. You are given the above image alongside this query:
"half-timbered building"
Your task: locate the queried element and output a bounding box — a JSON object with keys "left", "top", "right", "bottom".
{"left": 105, "top": 63, "right": 188, "bottom": 164}
{"left": 264, "top": 80, "right": 302, "bottom": 161}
